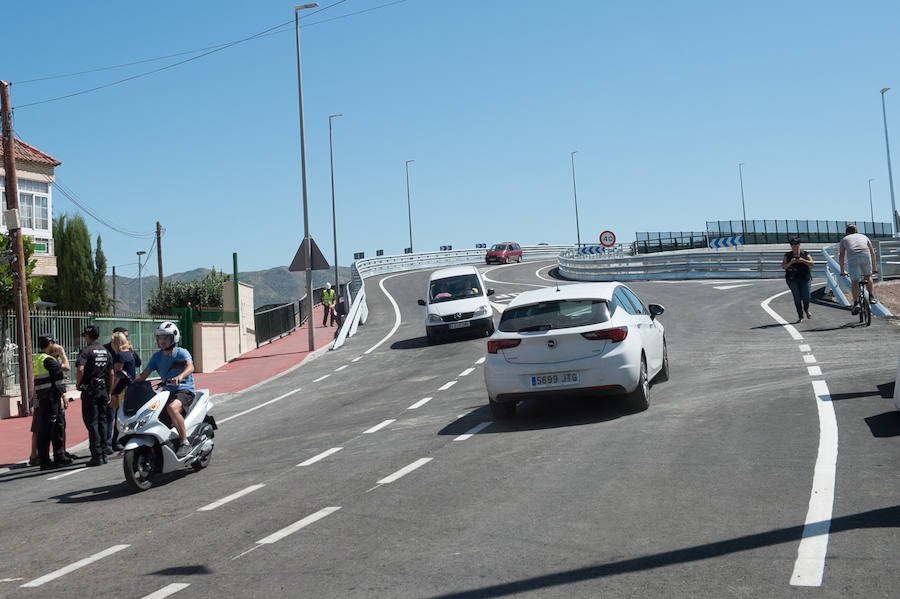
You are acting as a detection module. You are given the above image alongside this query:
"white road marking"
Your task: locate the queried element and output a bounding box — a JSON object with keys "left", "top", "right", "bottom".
{"left": 438, "top": 381, "right": 457, "bottom": 391}
{"left": 803, "top": 354, "right": 817, "bottom": 364}
{"left": 490, "top": 301, "right": 506, "bottom": 313}
{"left": 198, "top": 484, "right": 266, "bottom": 511}
{"left": 335, "top": 365, "right": 348, "bottom": 372}
{"left": 475, "top": 357, "right": 485, "bottom": 365}
{"left": 257, "top": 507, "right": 341, "bottom": 544}
{"left": 713, "top": 283, "right": 753, "bottom": 290}
{"left": 365, "top": 272, "right": 406, "bottom": 354}
{"left": 141, "top": 583, "right": 191, "bottom": 599}
{"left": 790, "top": 380, "right": 838, "bottom": 587}
{"left": 494, "top": 294, "right": 510, "bottom": 299}
{"left": 363, "top": 419, "right": 395, "bottom": 434}
{"left": 298, "top": 447, "right": 343, "bottom": 466}
{"left": 760, "top": 290, "right": 804, "bottom": 340}
{"left": 313, "top": 374, "right": 330, "bottom": 382}
{"left": 458, "top": 368, "right": 475, "bottom": 377}
{"left": 47, "top": 467, "right": 89, "bottom": 481}
{"left": 454, "top": 421, "right": 491, "bottom": 441}
{"left": 799, "top": 344, "right": 811, "bottom": 352}
{"left": 377, "top": 458, "right": 432, "bottom": 484}
{"left": 408, "top": 397, "right": 432, "bottom": 410}
{"left": 352, "top": 356, "right": 362, "bottom": 362}
{"left": 21, "top": 544, "right": 130, "bottom": 587}
{"left": 0, "top": 467, "right": 9, "bottom": 475}
{"left": 218, "top": 388, "right": 302, "bottom": 424}
{"left": 807, "top": 366, "right": 822, "bottom": 376}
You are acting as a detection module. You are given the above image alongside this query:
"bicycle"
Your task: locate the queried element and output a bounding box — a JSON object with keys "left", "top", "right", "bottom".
{"left": 856, "top": 278, "right": 872, "bottom": 326}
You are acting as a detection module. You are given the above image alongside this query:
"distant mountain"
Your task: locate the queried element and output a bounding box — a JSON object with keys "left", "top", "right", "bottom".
{"left": 108, "top": 266, "right": 352, "bottom": 314}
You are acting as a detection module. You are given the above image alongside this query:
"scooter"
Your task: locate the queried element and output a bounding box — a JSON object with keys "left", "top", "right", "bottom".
{"left": 116, "top": 376, "right": 217, "bottom": 492}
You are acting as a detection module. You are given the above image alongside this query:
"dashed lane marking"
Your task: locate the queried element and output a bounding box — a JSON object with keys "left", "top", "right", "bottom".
{"left": 376, "top": 458, "right": 432, "bottom": 484}
{"left": 218, "top": 388, "right": 302, "bottom": 425}
{"left": 313, "top": 374, "right": 330, "bottom": 382}
{"left": 438, "top": 381, "right": 457, "bottom": 391}
{"left": 807, "top": 366, "right": 822, "bottom": 376}
{"left": 141, "top": 583, "right": 191, "bottom": 599}
{"left": 256, "top": 507, "right": 341, "bottom": 545}
{"left": 363, "top": 419, "right": 395, "bottom": 434}
{"left": 298, "top": 447, "right": 343, "bottom": 466}
{"left": 408, "top": 397, "right": 432, "bottom": 410}
{"left": 458, "top": 368, "right": 475, "bottom": 377}
{"left": 21, "top": 544, "right": 130, "bottom": 588}
{"left": 454, "top": 422, "right": 491, "bottom": 441}
{"left": 335, "top": 365, "right": 348, "bottom": 372}
{"left": 198, "top": 484, "right": 266, "bottom": 511}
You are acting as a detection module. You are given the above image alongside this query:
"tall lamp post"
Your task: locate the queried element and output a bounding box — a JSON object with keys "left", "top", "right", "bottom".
{"left": 570, "top": 151, "right": 582, "bottom": 248}
{"left": 868, "top": 178, "right": 876, "bottom": 223}
{"left": 295, "top": 3, "right": 318, "bottom": 351}
{"left": 328, "top": 113, "right": 343, "bottom": 293}
{"left": 880, "top": 88, "right": 898, "bottom": 235}
{"left": 405, "top": 159, "right": 415, "bottom": 253}
{"left": 738, "top": 162, "right": 747, "bottom": 233}
{"left": 136, "top": 251, "right": 146, "bottom": 315}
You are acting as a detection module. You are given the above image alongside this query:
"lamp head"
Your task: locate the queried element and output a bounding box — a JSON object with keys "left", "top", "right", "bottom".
{"left": 881, "top": 88, "right": 891, "bottom": 94}
{"left": 295, "top": 3, "right": 318, "bottom": 12}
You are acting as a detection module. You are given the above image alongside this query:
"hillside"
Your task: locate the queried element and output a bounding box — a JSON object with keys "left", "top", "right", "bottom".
{"left": 108, "top": 266, "right": 352, "bottom": 314}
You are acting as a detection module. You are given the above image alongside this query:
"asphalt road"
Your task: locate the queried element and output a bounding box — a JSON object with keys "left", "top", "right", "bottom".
{"left": 1, "top": 259, "right": 898, "bottom": 599}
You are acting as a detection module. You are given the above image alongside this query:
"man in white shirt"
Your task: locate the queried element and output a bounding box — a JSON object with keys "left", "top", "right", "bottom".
{"left": 838, "top": 224, "right": 878, "bottom": 314}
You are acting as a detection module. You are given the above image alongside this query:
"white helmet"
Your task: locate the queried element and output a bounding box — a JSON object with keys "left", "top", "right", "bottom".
{"left": 325, "top": 282, "right": 332, "bottom": 289}
{"left": 155, "top": 321, "right": 181, "bottom": 349}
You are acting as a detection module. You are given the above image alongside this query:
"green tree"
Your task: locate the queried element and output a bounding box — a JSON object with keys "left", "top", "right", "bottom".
{"left": 147, "top": 269, "right": 231, "bottom": 315}
{"left": 41, "top": 214, "right": 95, "bottom": 311}
{"left": 91, "top": 235, "right": 112, "bottom": 312}
{"left": 0, "top": 234, "right": 43, "bottom": 310}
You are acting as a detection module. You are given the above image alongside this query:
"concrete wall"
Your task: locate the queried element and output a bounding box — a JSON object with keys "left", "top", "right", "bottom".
{"left": 192, "top": 322, "right": 240, "bottom": 373}
{"left": 222, "top": 280, "right": 256, "bottom": 353}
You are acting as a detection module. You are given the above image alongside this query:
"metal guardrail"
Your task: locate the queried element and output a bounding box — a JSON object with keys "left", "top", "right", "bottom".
{"left": 818, "top": 243, "right": 895, "bottom": 317}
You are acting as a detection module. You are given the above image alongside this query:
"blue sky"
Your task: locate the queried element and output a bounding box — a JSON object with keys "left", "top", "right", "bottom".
{"left": 5, "top": 0, "right": 900, "bottom": 277}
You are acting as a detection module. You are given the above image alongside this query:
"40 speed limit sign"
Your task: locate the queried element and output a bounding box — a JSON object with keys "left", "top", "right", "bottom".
{"left": 599, "top": 230, "right": 616, "bottom": 247}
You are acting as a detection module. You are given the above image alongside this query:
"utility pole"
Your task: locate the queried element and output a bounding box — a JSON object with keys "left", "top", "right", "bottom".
{"left": 112, "top": 266, "right": 117, "bottom": 312}
{"left": 156, "top": 221, "right": 163, "bottom": 289}
{"left": 1, "top": 81, "right": 34, "bottom": 415}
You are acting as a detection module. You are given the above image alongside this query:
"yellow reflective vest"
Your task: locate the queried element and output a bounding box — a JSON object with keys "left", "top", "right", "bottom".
{"left": 323, "top": 288, "right": 336, "bottom": 307}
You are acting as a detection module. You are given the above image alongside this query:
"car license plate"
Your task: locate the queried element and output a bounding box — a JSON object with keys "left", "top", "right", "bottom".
{"left": 448, "top": 321, "right": 470, "bottom": 330}
{"left": 531, "top": 372, "right": 580, "bottom": 388}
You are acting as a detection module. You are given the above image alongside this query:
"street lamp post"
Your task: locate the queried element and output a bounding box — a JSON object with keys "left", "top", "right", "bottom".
{"left": 880, "top": 88, "right": 897, "bottom": 235}
{"left": 137, "top": 251, "right": 146, "bottom": 315}
{"left": 738, "top": 162, "right": 747, "bottom": 233}
{"left": 295, "top": 3, "right": 318, "bottom": 351}
{"left": 868, "top": 178, "right": 876, "bottom": 223}
{"left": 570, "top": 151, "right": 582, "bottom": 248}
{"left": 328, "top": 113, "right": 343, "bottom": 295}
{"left": 405, "top": 159, "right": 415, "bottom": 253}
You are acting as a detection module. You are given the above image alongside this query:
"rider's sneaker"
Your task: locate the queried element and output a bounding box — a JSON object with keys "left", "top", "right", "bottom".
{"left": 870, "top": 296, "right": 879, "bottom": 304}
{"left": 175, "top": 441, "right": 191, "bottom": 458}
{"left": 851, "top": 302, "right": 860, "bottom": 315}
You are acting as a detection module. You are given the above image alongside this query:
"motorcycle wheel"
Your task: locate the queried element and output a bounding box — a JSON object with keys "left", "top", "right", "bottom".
{"left": 192, "top": 449, "right": 212, "bottom": 471}
{"left": 123, "top": 447, "right": 156, "bottom": 492}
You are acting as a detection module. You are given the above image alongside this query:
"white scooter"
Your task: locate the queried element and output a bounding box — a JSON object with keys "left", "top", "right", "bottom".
{"left": 116, "top": 376, "right": 217, "bottom": 492}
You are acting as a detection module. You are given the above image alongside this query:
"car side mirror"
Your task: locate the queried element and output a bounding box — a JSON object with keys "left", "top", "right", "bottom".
{"left": 648, "top": 304, "right": 665, "bottom": 319}
{"left": 487, "top": 289, "right": 495, "bottom": 296}
{"left": 417, "top": 299, "right": 426, "bottom": 306}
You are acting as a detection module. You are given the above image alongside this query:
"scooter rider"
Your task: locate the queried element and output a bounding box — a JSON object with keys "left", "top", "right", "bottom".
{"left": 134, "top": 321, "right": 195, "bottom": 458}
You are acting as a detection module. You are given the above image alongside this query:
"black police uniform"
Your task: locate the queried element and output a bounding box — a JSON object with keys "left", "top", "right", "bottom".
{"left": 34, "top": 349, "right": 67, "bottom": 467}
{"left": 76, "top": 337, "right": 112, "bottom": 461}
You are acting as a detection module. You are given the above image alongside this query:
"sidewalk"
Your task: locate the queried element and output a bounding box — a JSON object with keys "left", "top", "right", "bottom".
{"left": 0, "top": 307, "right": 337, "bottom": 467}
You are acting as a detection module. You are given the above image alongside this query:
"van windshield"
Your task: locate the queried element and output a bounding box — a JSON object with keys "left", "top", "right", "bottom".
{"left": 430, "top": 274, "right": 483, "bottom": 303}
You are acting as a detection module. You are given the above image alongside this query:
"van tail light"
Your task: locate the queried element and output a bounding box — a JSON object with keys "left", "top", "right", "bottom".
{"left": 581, "top": 327, "right": 628, "bottom": 342}
{"left": 487, "top": 339, "right": 521, "bottom": 354}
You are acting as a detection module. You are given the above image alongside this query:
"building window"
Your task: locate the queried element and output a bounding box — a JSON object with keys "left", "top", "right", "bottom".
{"left": 0, "top": 177, "right": 51, "bottom": 231}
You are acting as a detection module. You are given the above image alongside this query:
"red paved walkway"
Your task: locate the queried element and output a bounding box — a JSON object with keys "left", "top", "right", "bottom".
{"left": 0, "top": 307, "right": 336, "bottom": 467}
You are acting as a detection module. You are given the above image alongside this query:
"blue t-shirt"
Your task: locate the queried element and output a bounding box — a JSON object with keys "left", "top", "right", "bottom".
{"left": 146, "top": 347, "right": 195, "bottom": 391}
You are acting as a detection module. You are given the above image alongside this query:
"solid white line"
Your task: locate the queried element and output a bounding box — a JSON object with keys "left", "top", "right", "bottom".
{"left": 313, "top": 374, "right": 330, "bottom": 382}
{"left": 363, "top": 419, "right": 395, "bottom": 434}
{"left": 335, "top": 365, "right": 348, "bottom": 372}
{"left": 760, "top": 290, "right": 804, "bottom": 340}
{"left": 803, "top": 354, "right": 817, "bottom": 364}
{"left": 475, "top": 357, "right": 485, "bottom": 365}
{"left": 790, "top": 379, "right": 838, "bottom": 587}
{"left": 377, "top": 458, "right": 432, "bottom": 484}
{"left": 47, "top": 467, "right": 89, "bottom": 481}
{"left": 454, "top": 421, "right": 491, "bottom": 441}
{"left": 407, "top": 397, "right": 432, "bottom": 410}
{"left": 256, "top": 507, "right": 341, "bottom": 544}
{"left": 141, "top": 583, "right": 191, "bottom": 599}
{"left": 438, "top": 380, "right": 457, "bottom": 391}
{"left": 807, "top": 366, "right": 822, "bottom": 376}
{"left": 713, "top": 283, "right": 753, "bottom": 290}
{"left": 458, "top": 367, "right": 475, "bottom": 377}
{"left": 365, "top": 273, "right": 406, "bottom": 354}
{"left": 198, "top": 484, "right": 266, "bottom": 511}
{"left": 217, "top": 388, "right": 302, "bottom": 424}
{"left": 297, "top": 447, "right": 342, "bottom": 466}
{"left": 21, "top": 544, "right": 130, "bottom": 587}
{"left": 352, "top": 356, "right": 362, "bottom": 362}
{"left": 799, "top": 344, "right": 811, "bottom": 352}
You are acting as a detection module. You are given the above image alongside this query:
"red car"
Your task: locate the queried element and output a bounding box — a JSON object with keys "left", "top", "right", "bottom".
{"left": 485, "top": 242, "right": 523, "bottom": 264}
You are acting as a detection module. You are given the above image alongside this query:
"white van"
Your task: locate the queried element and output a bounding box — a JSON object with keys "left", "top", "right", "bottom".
{"left": 417, "top": 265, "right": 496, "bottom": 343}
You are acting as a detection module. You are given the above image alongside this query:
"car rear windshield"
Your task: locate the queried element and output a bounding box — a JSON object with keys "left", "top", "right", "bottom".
{"left": 430, "top": 274, "right": 483, "bottom": 302}
{"left": 498, "top": 299, "right": 610, "bottom": 332}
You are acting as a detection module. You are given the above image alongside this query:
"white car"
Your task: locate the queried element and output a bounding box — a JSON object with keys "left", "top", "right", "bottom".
{"left": 418, "top": 265, "right": 495, "bottom": 344}
{"left": 483, "top": 282, "right": 667, "bottom": 419}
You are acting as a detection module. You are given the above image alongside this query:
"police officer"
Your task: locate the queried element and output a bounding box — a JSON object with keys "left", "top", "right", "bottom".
{"left": 34, "top": 333, "right": 73, "bottom": 470}
{"left": 76, "top": 325, "right": 112, "bottom": 466}
{"left": 322, "top": 282, "right": 336, "bottom": 327}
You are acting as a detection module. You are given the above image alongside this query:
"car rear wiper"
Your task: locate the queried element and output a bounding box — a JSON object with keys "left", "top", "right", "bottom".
{"left": 517, "top": 324, "right": 552, "bottom": 332}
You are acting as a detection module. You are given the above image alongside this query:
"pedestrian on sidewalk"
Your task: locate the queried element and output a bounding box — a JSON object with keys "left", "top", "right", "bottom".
{"left": 76, "top": 325, "right": 113, "bottom": 467}
{"left": 104, "top": 327, "right": 141, "bottom": 451}
{"left": 33, "top": 334, "right": 73, "bottom": 470}
{"left": 333, "top": 296, "right": 347, "bottom": 339}
{"left": 322, "top": 283, "right": 336, "bottom": 327}
{"left": 782, "top": 237, "right": 814, "bottom": 323}
{"left": 108, "top": 331, "right": 137, "bottom": 451}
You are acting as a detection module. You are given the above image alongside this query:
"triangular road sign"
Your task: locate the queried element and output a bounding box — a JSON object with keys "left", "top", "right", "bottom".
{"left": 289, "top": 237, "right": 330, "bottom": 271}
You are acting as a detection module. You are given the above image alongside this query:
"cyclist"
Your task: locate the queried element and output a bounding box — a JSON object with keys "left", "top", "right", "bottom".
{"left": 838, "top": 224, "right": 878, "bottom": 315}
{"left": 134, "top": 321, "right": 195, "bottom": 458}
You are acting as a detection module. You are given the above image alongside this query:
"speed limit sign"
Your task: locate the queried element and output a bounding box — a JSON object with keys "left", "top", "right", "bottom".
{"left": 599, "top": 230, "right": 616, "bottom": 247}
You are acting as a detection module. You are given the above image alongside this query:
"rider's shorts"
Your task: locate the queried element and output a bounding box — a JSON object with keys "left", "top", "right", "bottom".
{"left": 165, "top": 389, "right": 195, "bottom": 415}
{"left": 847, "top": 253, "right": 873, "bottom": 282}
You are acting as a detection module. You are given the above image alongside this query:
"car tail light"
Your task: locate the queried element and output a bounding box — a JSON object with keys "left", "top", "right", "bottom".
{"left": 487, "top": 339, "right": 521, "bottom": 353}
{"left": 581, "top": 327, "right": 627, "bottom": 342}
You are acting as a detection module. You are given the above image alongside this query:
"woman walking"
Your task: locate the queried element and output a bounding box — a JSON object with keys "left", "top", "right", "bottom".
{"left": 782, "top": 237, "right": 814, "bottom": 323}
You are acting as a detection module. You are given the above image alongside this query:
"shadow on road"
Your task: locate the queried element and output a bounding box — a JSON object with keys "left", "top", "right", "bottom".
{"left": 864, "top": 411, "right": 900, "bottom": 438}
